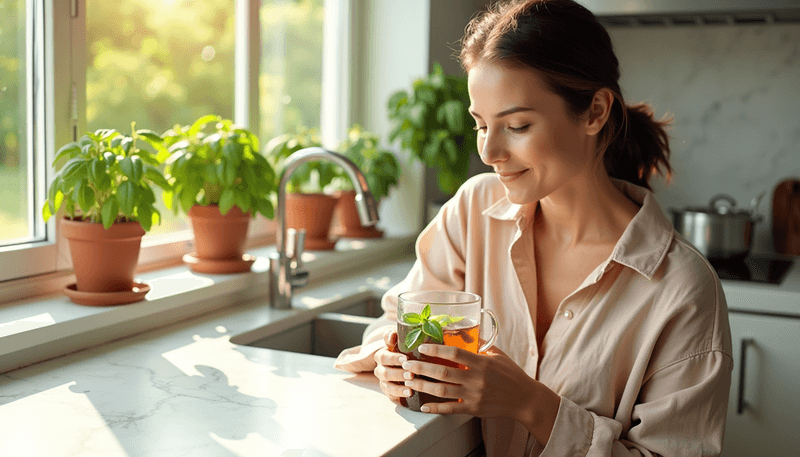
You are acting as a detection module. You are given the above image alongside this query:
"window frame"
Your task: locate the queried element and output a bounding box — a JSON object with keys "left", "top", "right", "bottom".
{"left": 0, "top": 0, "right": 350, "bottom": 291}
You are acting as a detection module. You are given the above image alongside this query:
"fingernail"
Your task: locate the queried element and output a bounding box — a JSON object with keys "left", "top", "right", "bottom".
{"left": 404, "top": 380, "right": 413, "bottom": 387}
{"left": 420, "top": 405, "right": 430, "bottom": 413}
{"left": 418, "top": 345, "right": 429, "bottom": 353}
{"left": 398, "top": 356, "right": 407, "bottom": 363}
{"left": 403, "top": 389, "right": 411, "bottom": 396}
{"left": 402, "top": 361, "right": 411, "bottom": 370}
{"left": 403, "top": 371, "right": 413, "bottom": 380}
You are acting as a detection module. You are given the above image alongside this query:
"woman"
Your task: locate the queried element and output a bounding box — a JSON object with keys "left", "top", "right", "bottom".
{"left": 334, "top": 0, "right": 733, "bottom": 455}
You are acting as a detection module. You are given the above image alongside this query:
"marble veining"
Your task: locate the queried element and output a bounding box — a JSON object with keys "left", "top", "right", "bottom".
{"left": 609, "top": 24, "right": 800, "bottom": 252}
{"left": 0, "top": 258, "right": 478, "bottom": 457}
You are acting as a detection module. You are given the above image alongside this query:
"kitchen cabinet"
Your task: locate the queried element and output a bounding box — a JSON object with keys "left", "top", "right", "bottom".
{"left": 723, "top": 311, "right": 800, "bottom": 456}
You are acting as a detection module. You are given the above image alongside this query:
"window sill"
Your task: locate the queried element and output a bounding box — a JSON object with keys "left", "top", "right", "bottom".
{"left": 0, "top": 236, "right": 415, "bottom": 375}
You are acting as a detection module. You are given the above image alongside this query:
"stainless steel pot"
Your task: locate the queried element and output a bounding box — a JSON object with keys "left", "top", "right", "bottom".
{"left": 671, "top": 193, "right": 764, "bottom": 260}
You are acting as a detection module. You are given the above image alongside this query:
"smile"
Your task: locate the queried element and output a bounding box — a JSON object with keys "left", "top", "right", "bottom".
{"left": 497, "top": 170, "right": 528, "bottom": 182}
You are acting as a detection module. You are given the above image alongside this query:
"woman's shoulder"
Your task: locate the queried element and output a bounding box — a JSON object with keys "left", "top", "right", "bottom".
{"left": 452, "top": 172, "right": 506, "bottom": 206}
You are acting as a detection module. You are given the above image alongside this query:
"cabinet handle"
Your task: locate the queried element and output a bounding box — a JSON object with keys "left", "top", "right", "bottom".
{"left": 737, "top": 338, "right": 754, "bottom": 415}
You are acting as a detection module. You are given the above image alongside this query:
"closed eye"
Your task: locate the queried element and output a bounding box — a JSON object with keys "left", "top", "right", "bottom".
{"left": 473, "top": 125, "right": 487, "bottom": 132}
{"left": 509, "top": 125, "right": 530, "bottom": 133}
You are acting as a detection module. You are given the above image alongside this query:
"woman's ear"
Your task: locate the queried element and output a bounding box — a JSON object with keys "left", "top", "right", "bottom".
{"left": 586, "top": 88, "right": 614, "bottom": 136}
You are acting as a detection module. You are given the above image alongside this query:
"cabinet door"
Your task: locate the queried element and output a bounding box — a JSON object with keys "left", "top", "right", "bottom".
{"left": 723, "top": 312, "right": 800, "bottom": 457}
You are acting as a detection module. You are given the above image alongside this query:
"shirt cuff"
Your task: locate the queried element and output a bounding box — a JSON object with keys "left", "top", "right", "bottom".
{"left": 538, "top": 396, "right": 595, "bottom": 456}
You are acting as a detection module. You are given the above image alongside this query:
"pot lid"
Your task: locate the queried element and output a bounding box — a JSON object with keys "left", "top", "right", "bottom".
{"left": 676, "top": 193, "right": 764, "bottom": 218}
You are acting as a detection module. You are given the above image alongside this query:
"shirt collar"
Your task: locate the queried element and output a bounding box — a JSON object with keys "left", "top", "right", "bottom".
{"left": 481, "top": 178, "right": 674, "bottom": 280}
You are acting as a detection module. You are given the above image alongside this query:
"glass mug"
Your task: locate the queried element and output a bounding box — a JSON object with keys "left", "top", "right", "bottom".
{"left": 395, "top": 290, "right": 499, "bottom": 412}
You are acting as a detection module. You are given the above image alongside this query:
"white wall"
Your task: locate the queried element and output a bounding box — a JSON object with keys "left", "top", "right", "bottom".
{"left": 609, "top": 24, "right": 800, "bottom": 253}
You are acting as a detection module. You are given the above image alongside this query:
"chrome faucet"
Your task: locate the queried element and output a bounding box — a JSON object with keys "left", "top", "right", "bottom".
{"left": 269, "top": 147, "right": 380, "bottom": 309}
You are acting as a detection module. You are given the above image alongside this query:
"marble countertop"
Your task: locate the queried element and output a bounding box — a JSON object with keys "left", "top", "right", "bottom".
{"left": 0, "top": 257, "right": 476, "bottom": 457}
{"left": 0, "top": 243, "right": 797, "bottom": 457}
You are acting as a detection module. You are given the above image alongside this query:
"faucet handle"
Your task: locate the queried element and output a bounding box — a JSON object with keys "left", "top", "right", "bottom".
{"left": 286, "top": 228, "right": 306, "bottom": 270}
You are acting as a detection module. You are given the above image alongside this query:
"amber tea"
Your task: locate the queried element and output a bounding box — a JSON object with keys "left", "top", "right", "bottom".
{"left": 397, "top": 319, "right": 479, "bottom": 410}
{"left": 395, "top": 291, "right": 498, "bottom": 412}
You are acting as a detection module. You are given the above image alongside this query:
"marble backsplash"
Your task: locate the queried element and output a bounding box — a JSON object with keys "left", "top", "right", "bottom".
{"left": 608, "top": 24, "right": 800, "bottom": 254}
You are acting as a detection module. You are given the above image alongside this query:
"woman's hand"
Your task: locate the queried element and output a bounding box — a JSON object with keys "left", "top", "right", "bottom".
{"left": 372, "top": 330, "right": 412, "bottom": 405}
{"left": 401, "top": 344, "right": 561, "bottom": 445}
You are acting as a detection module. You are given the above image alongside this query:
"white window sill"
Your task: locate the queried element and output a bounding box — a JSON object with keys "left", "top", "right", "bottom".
{"left": 0, "top": 236, "right": 415, "bottom": 375}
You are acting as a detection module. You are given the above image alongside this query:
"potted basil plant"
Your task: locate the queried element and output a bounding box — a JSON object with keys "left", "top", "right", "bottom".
{"left": 159, "top": 114, "right": 277, "bottom": 274}
{"left": 42, "top": 125, "right": 170, "bottom": 305}
{"left": 330, "top": 124, "right": 400, "bottom": 238}
{"left": 265, "top": 127, "right": 341, "bottom": 250}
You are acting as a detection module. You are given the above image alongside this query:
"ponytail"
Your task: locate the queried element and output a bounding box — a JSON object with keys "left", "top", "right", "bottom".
{"left": 602, "top": 102, "right": 673, "bottom": 191}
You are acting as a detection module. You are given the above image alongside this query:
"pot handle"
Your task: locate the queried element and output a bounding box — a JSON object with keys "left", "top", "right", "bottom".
{"left": 750, "top": 191, "right": 766, "bottom": 219}
{"left": 709, "top": 194, "right": 737, "bottom": 214}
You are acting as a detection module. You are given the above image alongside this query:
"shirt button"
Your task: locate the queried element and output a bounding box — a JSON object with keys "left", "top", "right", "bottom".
{"left": 530, "top": 347, "right": 536, "bottom": 355}
{"left": 563, "top": 310, "right": 574, "bottom": 320}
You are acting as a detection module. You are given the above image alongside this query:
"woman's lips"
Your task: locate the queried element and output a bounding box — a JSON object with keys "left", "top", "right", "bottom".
{"left": 497, "top": 169, "right": 528, "bottom": 183}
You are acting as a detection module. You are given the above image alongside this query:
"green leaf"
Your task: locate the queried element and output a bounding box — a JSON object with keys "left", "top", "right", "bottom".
{"left": 77, "top": 181, "right": 95, "bottom": 214}
{"left": 422, "top": 319, "right": 443, "bottom": 343}
{"left": 42, "top": 201, "right": 53, "bottom": 222}
{"left": 120, "top": 156, "right": 135, "bottom": 180}
{"left": 432, "top": 314, "right": 465, "bottom": 326}
{"left": 404, "top": 326, "right": 424, "bottom": 353}
{"left": 101, "top": 197, "right": 119, "bottom": 229}
{"left": 103, "top": 151, "right": 117, "bottom": 166}
{"left": 53, "top": 143, "right": 81, "bottom": 163}
{"left": 145, "top": 166, "right": 171, "bottom": 191}
{"left": 135, "top": 129, "right": 162, "bottom": 144}
{"left": 443, "top": 138, "right": 458, "bottom": 164}
{"left": 117, "top": 181, "right": 135, "bottom": 215}
{"left": 179, "top": 187, "right": 197, "bottom": 213}
{"left": 53, "top": 189, "right": 64, "bottom": 213}
{"left": 137, "top": 204, "right": 153, "bottom": 231}
{"left": 402, "top": 313, "right": 422, "bottom": 325}
{"left": 235, "top": 191, "right": 251, "bottom": 213}
{"left": 188, "top": 114, "right": 218, "bottom": 137}
{"left": 131, "top": 155, "right": 144, "bottom": 182}
{"left": 219, "top": 189, "right": 235, "bottom": 215}
{"left": 224, "top": 161, "right": 236, "bottom": 186}
{"left": 442, "top": 99, "right": 465, "bottom": 132}
{"left": 255, "top": 198, "right": 274, "bottom": 219}
{"left": 408, "top": 104, "right": 426, "bottom": 128}
{"left": 421, "top": 304, "right": 431, "bottom": 320}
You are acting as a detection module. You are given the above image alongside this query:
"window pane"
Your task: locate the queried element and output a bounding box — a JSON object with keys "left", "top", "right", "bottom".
{"left": 260, "top": 0, "right": 324, "bottom": 141}
{"left": 0, "top": 0, "right": 31, "bottom": 245}
{"left": 86, "top": 0, "right": 235, "bottom": 236}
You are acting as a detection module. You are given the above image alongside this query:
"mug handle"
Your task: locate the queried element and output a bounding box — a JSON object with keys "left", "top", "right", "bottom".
{"left": 478, "top": 308, "right": 499, "bottom": 353}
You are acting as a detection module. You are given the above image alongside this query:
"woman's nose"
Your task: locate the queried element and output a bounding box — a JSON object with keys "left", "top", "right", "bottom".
{"left": 479, "top": 130, "right": 507, "bottom": 166}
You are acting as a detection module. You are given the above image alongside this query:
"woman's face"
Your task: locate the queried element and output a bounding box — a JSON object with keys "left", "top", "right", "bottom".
{"left": 467, "top": 62, "right": 597, "bottom": 205}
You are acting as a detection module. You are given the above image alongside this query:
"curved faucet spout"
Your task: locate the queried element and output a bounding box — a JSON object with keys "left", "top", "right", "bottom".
{"left": 271, "top": 147, "right": 381, "bottom": 309}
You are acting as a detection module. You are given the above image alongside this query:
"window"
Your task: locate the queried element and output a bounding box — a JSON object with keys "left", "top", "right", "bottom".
{"left": 0, "top": 0, "right": 348, "bottom": 286}
{"left": 0, "top": 0, "right": 57, "bottom": 283}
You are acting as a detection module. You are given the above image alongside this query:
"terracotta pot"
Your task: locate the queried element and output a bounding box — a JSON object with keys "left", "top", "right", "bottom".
{"left": 188, "top": 204, "right": 251, "bottom": 260}
{"left": 285, "top": 192, "right": 339, "bottom": 250}
{"left": 61, "top": 218, "right": 145, "bottom": 294}
{"left": 331, "top": 190, "right": 384, "bottom": 239}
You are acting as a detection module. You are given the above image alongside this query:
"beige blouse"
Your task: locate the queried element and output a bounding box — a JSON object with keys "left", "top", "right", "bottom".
{"left": 334, "top": 173, "right": 733, "bottom": 456}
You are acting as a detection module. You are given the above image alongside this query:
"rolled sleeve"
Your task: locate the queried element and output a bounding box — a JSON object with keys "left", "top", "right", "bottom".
{"left": 333, "top": 191, "right": 469, "bottom": 373}
{"left": 539, "top": 351, "right": 732, "bottom": 456}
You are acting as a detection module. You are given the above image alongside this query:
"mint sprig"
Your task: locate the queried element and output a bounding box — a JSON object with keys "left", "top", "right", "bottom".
{"left": 401, "top": 304, "right": 464, "bottom": 352}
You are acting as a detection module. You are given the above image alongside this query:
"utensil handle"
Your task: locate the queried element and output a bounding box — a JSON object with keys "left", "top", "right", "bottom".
{"left": 478, "top": 308, "right": 499, "bottom": 353}
{"left": 737, "top": 337, "right": 754, "bottom": 415}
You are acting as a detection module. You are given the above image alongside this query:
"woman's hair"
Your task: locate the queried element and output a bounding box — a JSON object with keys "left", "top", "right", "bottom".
{"left": 460, "top": 0, "right": 672, "bottom": 190}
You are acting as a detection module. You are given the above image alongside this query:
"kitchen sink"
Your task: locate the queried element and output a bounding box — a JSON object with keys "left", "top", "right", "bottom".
{"left": 231, "top": 292, "right": 386, "bottom": 357}
{"left": 243, "top": 312, "right": 378, "bottom": 357}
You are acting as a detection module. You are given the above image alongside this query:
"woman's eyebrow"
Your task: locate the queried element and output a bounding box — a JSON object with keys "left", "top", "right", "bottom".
{"left": 469, "top": 106, "right": 535, "bottom": 119}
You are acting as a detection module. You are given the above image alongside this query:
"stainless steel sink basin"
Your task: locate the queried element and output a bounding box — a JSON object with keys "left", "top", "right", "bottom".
{"left": 232, "top": 292, "right": 386, "bottom": 357}
{"left": 243, "top": 312, "right": 377, "bottom": 357}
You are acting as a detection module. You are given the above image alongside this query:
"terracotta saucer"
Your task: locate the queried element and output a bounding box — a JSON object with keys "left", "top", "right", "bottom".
{"left": 331, "top": 225, "right": 384, "bottom": 239}
{"left": 303, "top": 237, "right": 338, "bottom": 251}
{"left": 63, "top": 282, "right": 150, "bottom": 306}
{"left": 183, "top": 253, "right": 256, "bottom": 274}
